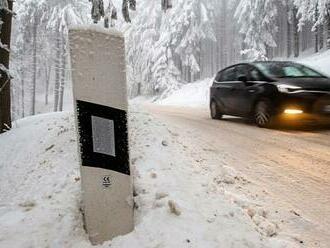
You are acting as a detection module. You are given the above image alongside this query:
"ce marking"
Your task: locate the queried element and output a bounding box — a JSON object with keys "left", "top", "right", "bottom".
{"left": 102, "top": 175, "right": 112, "bottom": 188}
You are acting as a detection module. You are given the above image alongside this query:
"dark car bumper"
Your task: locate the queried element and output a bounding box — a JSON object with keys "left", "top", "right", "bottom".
{"left": 274, "top": 91, "right": 330, "bottom": 125}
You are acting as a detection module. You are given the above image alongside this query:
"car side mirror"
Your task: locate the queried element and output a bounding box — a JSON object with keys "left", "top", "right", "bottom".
{"left": 238, "top": 75, "right": 248, "bottom": 82}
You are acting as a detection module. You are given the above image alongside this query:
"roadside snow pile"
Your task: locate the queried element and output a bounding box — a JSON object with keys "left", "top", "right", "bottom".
{"left": 158, "top": 50, "right": 330, "bottom": 109}
{"left": 0, "top": 109, "right": 297, "bottom": 247}
{"left": 0, "top": 112, "right": 85, "bottom": 248}
{"left": 299, "top": 50, "right": 330, "bottom": 77}
{"left": 157, "top": 78, "right": 212, "bottom": 108}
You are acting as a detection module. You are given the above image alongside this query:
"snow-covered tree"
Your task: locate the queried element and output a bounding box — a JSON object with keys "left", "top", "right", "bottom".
{"left": 235, "top": 0, "right": 279, "bottom": 60}
{"left": 0, "top": 0, "right": 12, "bottom": 75}
{"left": 172, "top": 0, "right": 216, "bottom": 81}
{"left": 294, "top": 0, "right": 330, "bottom": 50}
{"left": 126, "top": 0, "right": 216, "bottom": 97}
{"left": 161, "top": 0, "right": 172, "bottom": 12}
{"left": 90, "top": 0, "right": 105, "bottom": 23}
{"left": 104, "top": 0, "right": 117, "bottom": 28}
{"left": 12, "top": 0, "right": 89, "bottom": 116}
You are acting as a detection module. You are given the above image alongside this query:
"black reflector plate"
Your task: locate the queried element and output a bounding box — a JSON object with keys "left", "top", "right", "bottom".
{"left": 76, "top": 100, "right": 130, "bottom": 175}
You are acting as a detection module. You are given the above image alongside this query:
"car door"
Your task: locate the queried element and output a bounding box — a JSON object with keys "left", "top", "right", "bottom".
{"left": 230, "top": 65, "right": 262, "bottom": 116}
{"left": 212, "top": 66, "right": 238, "bottom": 114}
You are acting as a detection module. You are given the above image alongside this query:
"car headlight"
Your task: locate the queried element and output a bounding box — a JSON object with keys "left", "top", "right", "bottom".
{"left": 277, "top": 84, "right": 302, "bottom": 93}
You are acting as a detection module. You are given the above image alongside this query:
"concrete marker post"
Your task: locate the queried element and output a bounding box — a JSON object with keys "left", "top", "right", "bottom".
{"left": 69, "top": 26, "right": 133, "bottom": 245}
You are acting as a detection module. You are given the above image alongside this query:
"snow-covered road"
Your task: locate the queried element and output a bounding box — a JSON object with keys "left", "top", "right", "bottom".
{"left": 147, "top": 104, "right": 330, "bottom": 248}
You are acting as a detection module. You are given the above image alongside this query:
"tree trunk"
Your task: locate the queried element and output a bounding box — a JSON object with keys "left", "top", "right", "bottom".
{"left": 21, "top": 74, "right": 25, "bottom": 118}
{"left": 327, "top": 14, "right": 330, "bottom": 49}
{"left": 241, "top": 34, "right": 247, "bottom": 61}
{"left": 287, "top": 5, "right": 292, "bottom": 58}
{"left": 220, "top": 0, "right": 227, "bottom": 69}
{"left": 20, "top": 42, "right": 25, "bottom": 118}
{"left": 122, "top": 0, "right": 131, "bottom": 22}
{"left": 293, "top": 7, "right": 299, "bottom": 57}
{"left": 45, "top": 64, "right": 51, "bottom": 105}
{"left": 314, "top": 7, "right": 319, "bottom": 53}
{"left": 319, "top": 24, "right": 324, "bottom": 50}
{"left": 58, "top": 31, "right": 66, "bottom": 112}
{"left": 315, "top": 25, "right": 319, "bottom": 53}
{"left": 266, "top": 45, "right": 273, "bottom": 60}
{"left": 54, "top": 31, "right": 61, "bottom": 112}
{"left": 0, "top": 0, "right": 13, "bottom": 133}
{"left": 287, "top": 22, "right": 292, "bottom": 57}
{"left": 31, "top": 18, "right": 37, "bottom": 115}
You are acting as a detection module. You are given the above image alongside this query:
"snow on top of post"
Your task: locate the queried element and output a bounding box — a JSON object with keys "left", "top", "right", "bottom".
{"left": 69, "top": 24, "right": 123, "bottom": 38}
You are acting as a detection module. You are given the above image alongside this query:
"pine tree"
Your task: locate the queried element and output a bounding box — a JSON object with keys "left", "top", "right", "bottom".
{"left": 235, "top": 0, "right": 279, "bottom": 60}
{"left": 293, "top": 0, "right": 330, "bottom": 52}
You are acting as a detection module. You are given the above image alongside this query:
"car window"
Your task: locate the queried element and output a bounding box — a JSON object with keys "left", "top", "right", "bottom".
{"left": 215, "top": 71, "right": 222, "bottom": 82}
{"left": 222, "top": 67, "right": 236, "bottom": 81}
{"left": 255, "top": 62, "right": 325, "bottom": 78}
{"left": 283, "top": 67, "right": 305, "bottom": 77}
{"left": 249, "top": 67, "right": 264, "bottom": 81}
{"left": 236, "top": 65, "right": 248, "bottom": 80}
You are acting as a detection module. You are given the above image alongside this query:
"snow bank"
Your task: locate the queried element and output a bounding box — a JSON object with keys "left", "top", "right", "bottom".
{"left": 298, "top": 50, "right": 330, "bottom": 77}
{"left": 158, "top": 50, "right": 330, "bottom": 109}
{"left": 0, "top": 112, "right": 85, "bottom": 248}
{"left": 0, "top": 109, "right": 296, "bottom": 247}
{"left": 157, "top": 78, "right": 213, "bottom": 108}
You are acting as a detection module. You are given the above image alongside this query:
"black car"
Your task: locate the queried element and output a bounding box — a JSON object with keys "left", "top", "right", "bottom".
{"left": 210, "top": 61, "right": 330, "bottom": 127}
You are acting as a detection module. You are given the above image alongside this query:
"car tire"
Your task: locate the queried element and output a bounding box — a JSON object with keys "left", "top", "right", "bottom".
{"left": 210, "top": 101, "right": 223, "bottom": 120}
{"left": 254, "top": 100, "right": 273, "bottom": 128}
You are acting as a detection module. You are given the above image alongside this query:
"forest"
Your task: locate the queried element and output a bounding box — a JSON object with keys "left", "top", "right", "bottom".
{"left": 1, "top": 0, "right": 330, "bottom": 122}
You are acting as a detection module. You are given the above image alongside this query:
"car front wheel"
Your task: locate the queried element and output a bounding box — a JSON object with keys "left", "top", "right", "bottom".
{"left": 210, "top": 101, "right": 223, "bottom": 120}
{"left": 254, "top": 100, "right": 273, "bottom": 128}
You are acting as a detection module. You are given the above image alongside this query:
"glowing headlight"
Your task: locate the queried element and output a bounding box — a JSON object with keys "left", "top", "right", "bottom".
{"left": 284, "top": 109, "right": 303, "bottom": 114}
{"left": 277, "top": 84, "right": 302, "bottom": 93}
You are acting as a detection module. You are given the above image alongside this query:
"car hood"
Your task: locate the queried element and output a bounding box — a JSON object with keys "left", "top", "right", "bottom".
{"left": 274, "top": 77, "right": 330, "bottom": 91}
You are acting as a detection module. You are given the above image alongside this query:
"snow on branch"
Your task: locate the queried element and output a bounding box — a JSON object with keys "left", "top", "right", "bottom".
{"left": 0, "top": 40, "right": 9, "bottom": 52}
{"left": 0, "top": 63, "right": 11, "bottom": 78}
{"left": 0, "top": 63, "right": 12, "bottom": 94}
{"left": 0, "top": 0, "right": 14, "bottom": 15}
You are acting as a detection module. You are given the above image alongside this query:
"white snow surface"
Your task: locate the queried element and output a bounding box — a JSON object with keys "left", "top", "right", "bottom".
{"left": 158, "top": 50, "right": 330, "bottom": 109}
{"left": 157, "top": 78, "right": 212, "bottom": 108}
{"left": 0, "top": 108, "right": 296, "bottom": 247}
{"left": 70, "top": 24, "right": 124, "bottom": 38}
{"left": 298, "top": 50, "right": 330, "bottom": 77}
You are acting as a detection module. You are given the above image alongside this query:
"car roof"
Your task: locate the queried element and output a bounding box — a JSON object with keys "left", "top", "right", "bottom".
{"left": 251, "top": 60, "right": 297, "bottom": 65}
{"left": 218, "top": 61, "right": 300, "bottom": 73}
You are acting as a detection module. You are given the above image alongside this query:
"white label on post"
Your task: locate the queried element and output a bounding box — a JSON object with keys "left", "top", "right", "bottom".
{"left": 91, "top": 116, "right": 116, "bottom": 157}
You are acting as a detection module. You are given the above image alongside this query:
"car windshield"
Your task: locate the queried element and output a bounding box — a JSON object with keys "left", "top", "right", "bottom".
{"left": 254, "top": 62, "right": 325, "bottom": 78}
